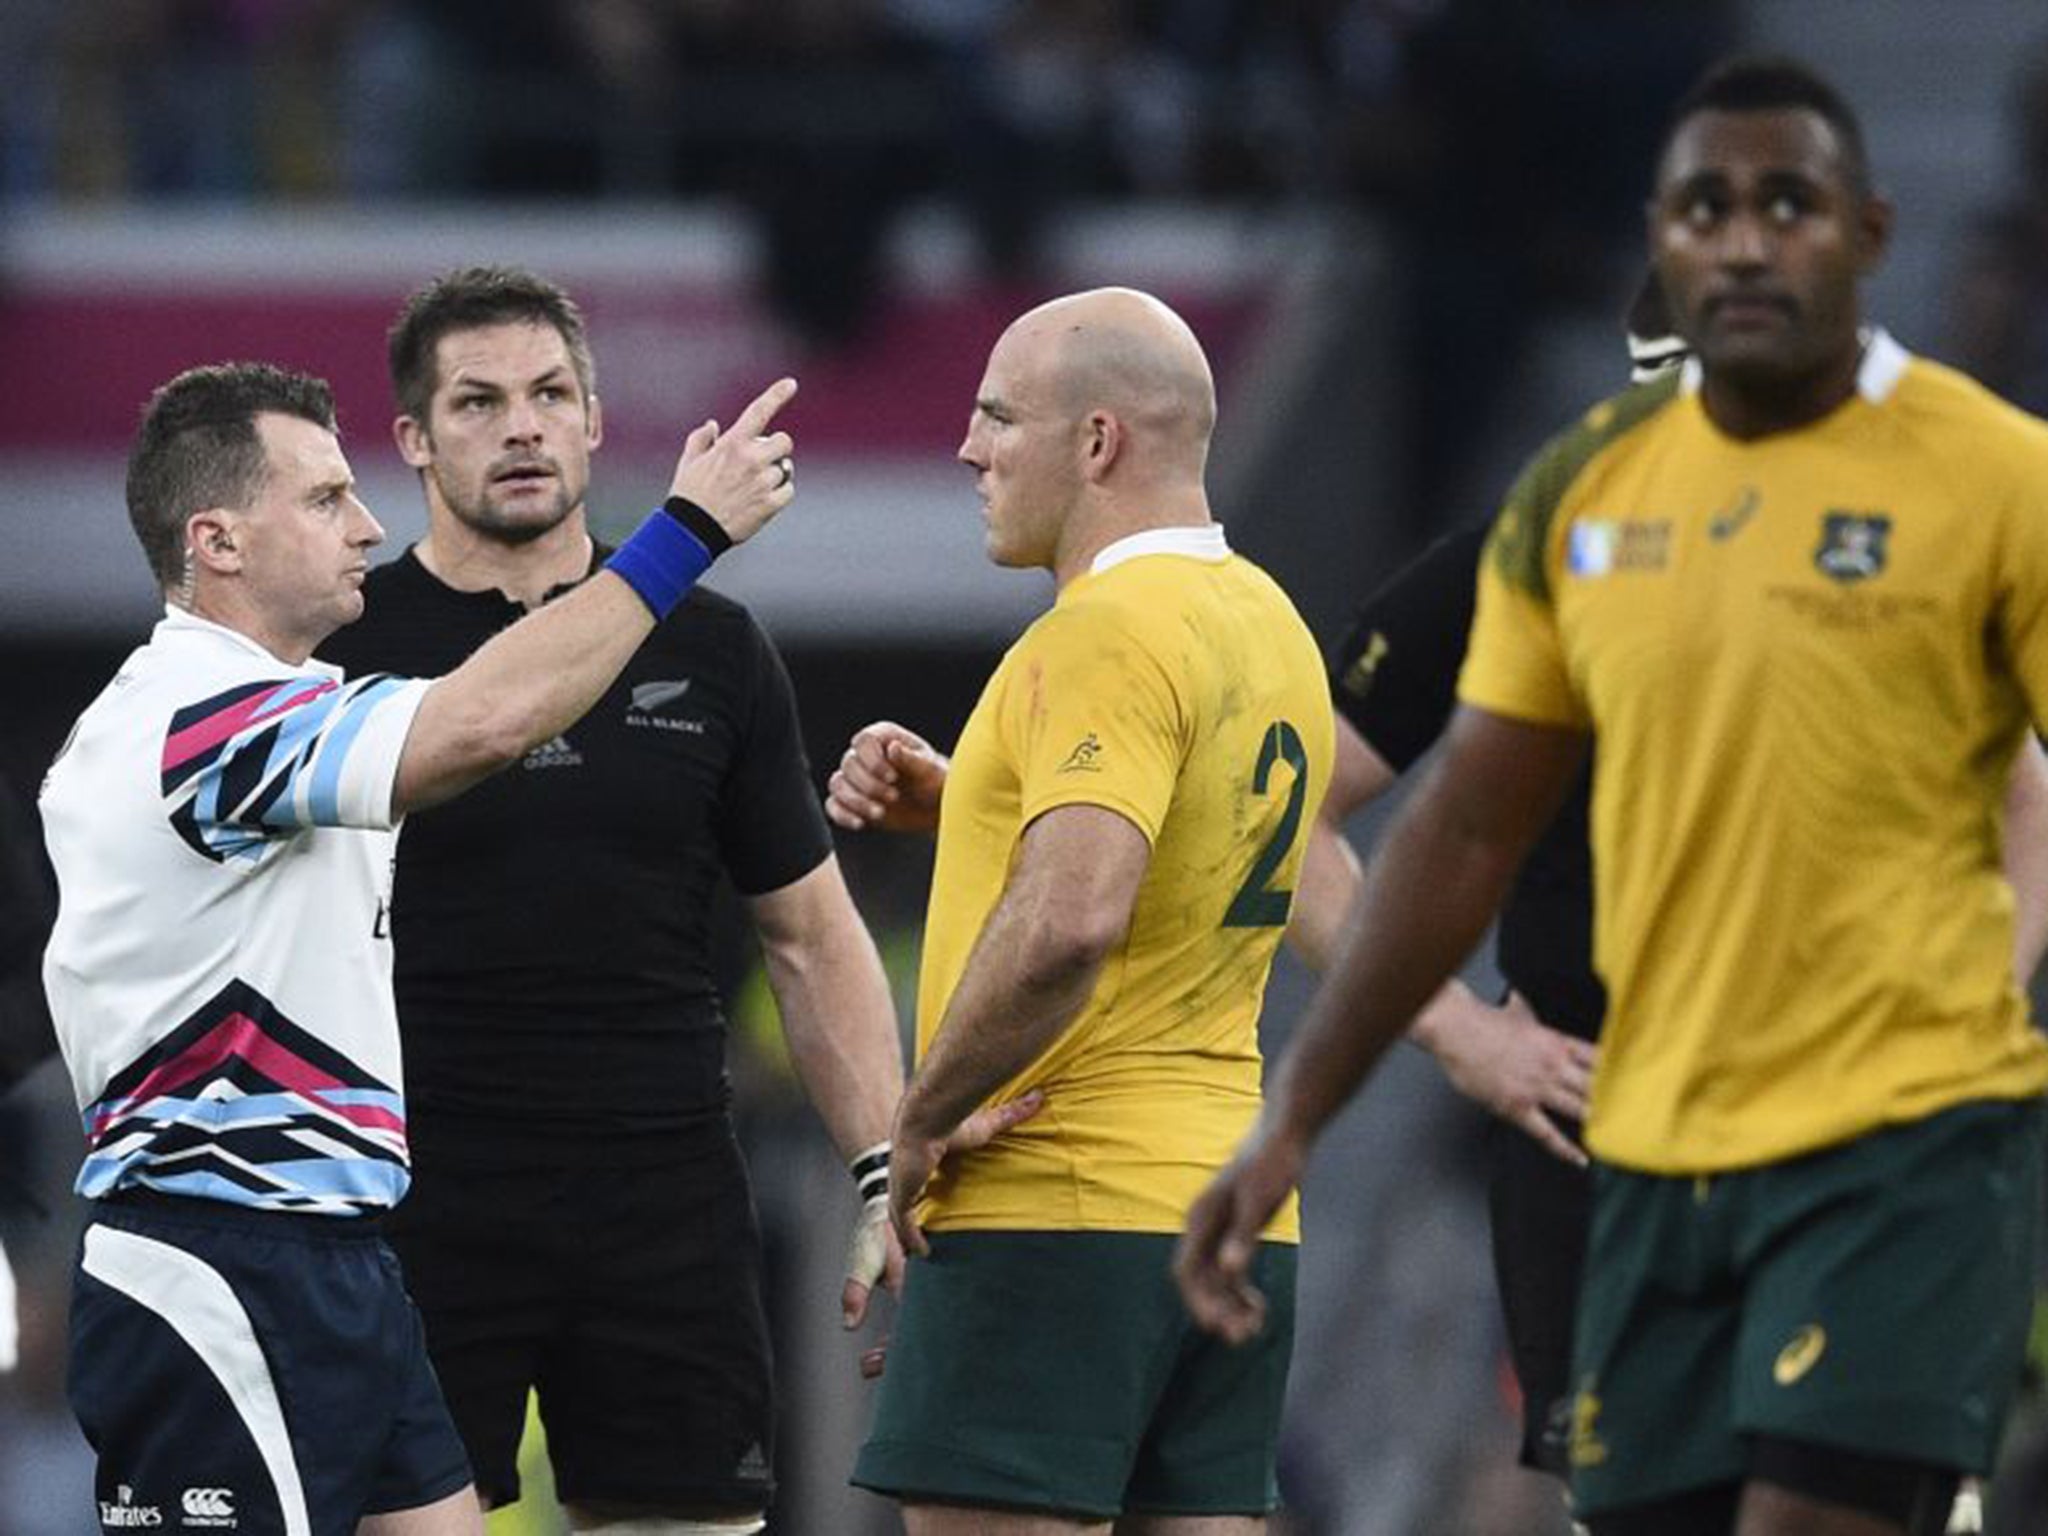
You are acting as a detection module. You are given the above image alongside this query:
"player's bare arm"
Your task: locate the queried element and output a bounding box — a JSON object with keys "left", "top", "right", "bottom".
{"left": 746, "top": 854, "right": 908, "bottom": 1326}
{"left": 1177, "top": 706, "right": 1586, "bottom": 1343}
{"left": 2003, "top": 733, "right": 2048, "bottom": 984}
{"left": 1288, "top": 714, "right": 1596, "bottom": 1164}
{"left": 395, "top": 379, "right": 796, "bottom": 813}
{"left": 886, "top": 803, "right": 1147, "bottom": 1254}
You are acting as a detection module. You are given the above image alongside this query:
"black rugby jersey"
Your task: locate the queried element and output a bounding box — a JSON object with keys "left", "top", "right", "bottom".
{"left": 1330, "top": 523, "right": 1602, "bottom": 1039}
{"left": 320, "top": 546, "right": 832, "bottom": 1155}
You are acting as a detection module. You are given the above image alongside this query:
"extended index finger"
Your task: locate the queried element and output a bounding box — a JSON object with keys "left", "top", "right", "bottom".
{"left": 730, "top": 377, "right": 799, "bottom": 438}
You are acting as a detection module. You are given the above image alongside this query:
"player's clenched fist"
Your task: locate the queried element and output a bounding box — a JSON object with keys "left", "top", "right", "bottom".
{"left": 826, "top": 721, "right": 950, "bottom": 834}
{"left": 670, "top": 377, "right": 798, "bottom": 544}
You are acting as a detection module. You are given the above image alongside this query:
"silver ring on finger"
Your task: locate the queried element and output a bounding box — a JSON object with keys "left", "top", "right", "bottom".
{"left": 775, "top": 457, "right": 793, "bottom": 488}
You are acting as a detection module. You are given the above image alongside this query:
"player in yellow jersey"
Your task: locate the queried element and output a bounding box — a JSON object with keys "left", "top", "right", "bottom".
{"left": 1180, "top": 55, "right": 2048, "bottom": 1536}
{"left": 827, "top": 287, "right": 1331, "bottom": 1532}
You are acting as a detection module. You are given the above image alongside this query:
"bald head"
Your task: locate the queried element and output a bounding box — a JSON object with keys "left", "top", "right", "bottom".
{"left": 1002, "top": 288, "right": 1218, "bottom": 469}
{"left": 962, "top": 287, "right": 1220, "bottom": 582}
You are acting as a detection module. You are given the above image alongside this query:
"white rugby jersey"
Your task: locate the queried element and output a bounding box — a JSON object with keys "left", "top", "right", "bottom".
{"left": 41, "top": 608, "right": 432, "bottom": 1215}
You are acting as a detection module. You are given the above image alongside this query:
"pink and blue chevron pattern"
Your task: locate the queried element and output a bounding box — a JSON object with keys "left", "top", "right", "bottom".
{"left": 81, "top": 979, "right": 408, "bottom": 1215}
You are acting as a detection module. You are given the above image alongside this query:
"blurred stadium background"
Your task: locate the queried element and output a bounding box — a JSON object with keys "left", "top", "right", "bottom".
{"left": 5, "top": 2, "right": 2048, "bottom": 1532}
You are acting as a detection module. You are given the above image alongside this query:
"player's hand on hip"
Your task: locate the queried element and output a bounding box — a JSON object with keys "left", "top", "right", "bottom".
{"left": 841, "top": 1192, "right": 905, "bottom": 1330}
{"left": 886, "top": 1090, "right": 1043, "bottom": 1259}
{"left": 1426, "top": 985, "right": 1595, "bottom": 1168}
{"left": 886, "top": 1131, "right": 940, "bottom": 1260}
{"left": 826, "top": 721, "right": 950, "bottom": 834}
{"left": 948, "top": 1090, "right": 1043, "bottom": 1152}
{"left": 1174, "top": 1124, "right": 1305, "bottom": 1345}
{"left": 668, "top": 377, "right": 798, "bottom": 544}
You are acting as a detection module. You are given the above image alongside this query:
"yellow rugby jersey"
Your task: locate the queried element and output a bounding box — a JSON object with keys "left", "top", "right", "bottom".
{"left": 916, "top": 526, "right": 1331, "bottom": 1237}
{"left": 1460, "top": 332, "right": 2048, "bottom": 1174}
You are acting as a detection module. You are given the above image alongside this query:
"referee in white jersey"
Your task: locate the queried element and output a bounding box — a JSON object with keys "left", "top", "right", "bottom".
{"left": 40, "top": 360, "right": 796, "bottom": 1536}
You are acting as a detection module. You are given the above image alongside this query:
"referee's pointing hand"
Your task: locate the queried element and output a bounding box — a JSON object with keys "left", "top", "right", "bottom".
{"left": 669, "top": 377, "right": 798, "bottom": 545}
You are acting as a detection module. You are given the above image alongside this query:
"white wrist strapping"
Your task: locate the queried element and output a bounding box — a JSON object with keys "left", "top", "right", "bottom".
{"left": 848, "top": 1140, "right": 890, "bottom": 1205}
{"left": 845, "top": 1141, "right": 892, "bottom": 1288}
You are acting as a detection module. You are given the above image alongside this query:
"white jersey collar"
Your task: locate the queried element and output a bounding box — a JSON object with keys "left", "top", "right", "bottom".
{"left": 1089, "top": 523, "right": 1231, "bottom": 576}
{"left": 1679, "top": 326, "right": 1909, "bottom": 405}
{"left": 159, "top": 603, "right": 341, "bottom": 679}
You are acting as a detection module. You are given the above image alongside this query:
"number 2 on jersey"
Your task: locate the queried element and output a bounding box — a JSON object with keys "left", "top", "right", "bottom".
{"left": 1223, "top": 720, "right": 1307, "bottom": 928}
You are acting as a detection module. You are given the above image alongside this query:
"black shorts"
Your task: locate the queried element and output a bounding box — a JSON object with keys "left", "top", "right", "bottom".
{"left": 386, "top": 1116, "right": 775, "bottom": 1512}
{"left": 69, "top": 1192, "right": 472, "bottom": 1536}
{"left": 1487, "top": 1111, "right": 1593, "bottom": 1476}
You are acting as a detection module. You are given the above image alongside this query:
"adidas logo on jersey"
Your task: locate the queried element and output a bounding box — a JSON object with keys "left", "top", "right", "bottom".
{"left": 522, "top": 735, "right": 583, "bottom": 770}
{"left": 736, "top": 1441, "right": 770, "bottom": 1482}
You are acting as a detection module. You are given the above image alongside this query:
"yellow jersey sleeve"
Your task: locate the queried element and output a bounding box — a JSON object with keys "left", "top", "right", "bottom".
{"left": 1458, "top": 472, "right": 1590, "bottom": 729}
{"left": 1459, "top": 557, "right": 1587, "bottom": 727}
{"left": 1005, "top": 599, "right": 1186, "bottom": 843}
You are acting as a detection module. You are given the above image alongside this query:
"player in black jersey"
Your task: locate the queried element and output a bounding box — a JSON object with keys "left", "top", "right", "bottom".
{"left": 321, "top": 267, "right": 912, "bottom": 1534}
{"left": 1310, "top": 519, "right": 1596, "bottom": 1483}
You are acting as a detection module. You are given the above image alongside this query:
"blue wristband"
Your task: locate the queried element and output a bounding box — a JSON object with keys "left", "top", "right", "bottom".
{"left": 605, "top": 507, "right": 715, "bottom": 619}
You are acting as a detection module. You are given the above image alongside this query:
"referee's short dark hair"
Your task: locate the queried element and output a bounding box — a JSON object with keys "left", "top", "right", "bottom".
{"left": 126, "top": 362, "right": 337, "bottom": 592}
{"left": 1660, "top": 54, "right": 1873, "bottom": 198}
{"left": 388, "top": 266, "right": 595, "bottom": 425}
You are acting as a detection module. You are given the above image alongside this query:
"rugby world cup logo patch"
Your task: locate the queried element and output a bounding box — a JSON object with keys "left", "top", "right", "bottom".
{"left": 1567, "top": 517, "right": 1670, "bottom": 577}
{"left": 1814, "top": 512, "right": 1890, "bottom": 584}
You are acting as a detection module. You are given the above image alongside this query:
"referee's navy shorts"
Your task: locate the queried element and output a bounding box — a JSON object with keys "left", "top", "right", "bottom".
{"left": 68, "top": 1190, "right": 472, "bottom": 1536}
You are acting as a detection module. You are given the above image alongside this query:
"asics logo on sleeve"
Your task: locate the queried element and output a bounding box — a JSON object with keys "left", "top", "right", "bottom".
{"left": 1707, "top": 486, "right": 1761, "bottom": 541}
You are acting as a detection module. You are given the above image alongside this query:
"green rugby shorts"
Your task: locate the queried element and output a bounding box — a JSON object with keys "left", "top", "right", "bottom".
{"left": 1569, "top": 1099, "right": 2044, "bottom": 1515}
{"left": 853, "top": 1229, "right": 1296, "bottom": 1519}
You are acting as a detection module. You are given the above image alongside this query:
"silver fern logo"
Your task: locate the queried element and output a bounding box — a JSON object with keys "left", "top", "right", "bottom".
{"left": 631, "top": 679, "right": 692, "bottom": 711}
{"left": 627, "top": 678, "right": 706, "bottom": 735}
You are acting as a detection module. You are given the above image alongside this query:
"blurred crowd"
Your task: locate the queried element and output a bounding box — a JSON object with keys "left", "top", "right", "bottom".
{"left": 0, "top": 1, "right": 1728, "bottom": 208}
{"left": 0, "top": 0, "right": 1732, "bottom": 516}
